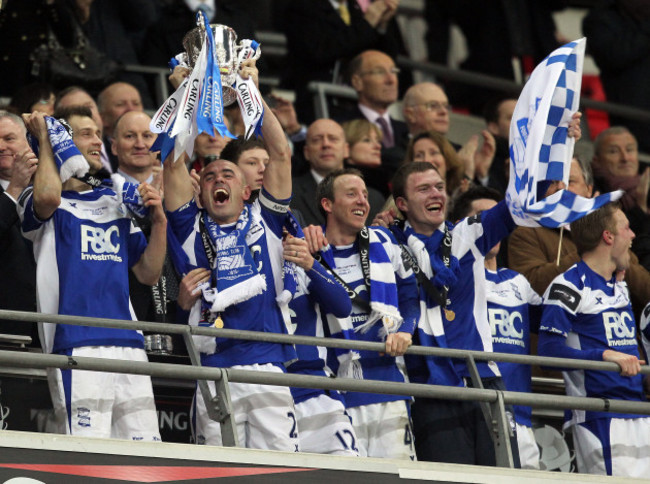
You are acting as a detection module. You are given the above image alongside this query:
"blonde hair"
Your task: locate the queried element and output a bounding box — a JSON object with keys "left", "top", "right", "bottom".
{"left": 342, "top": 119, "right": 382, "bottom": 147}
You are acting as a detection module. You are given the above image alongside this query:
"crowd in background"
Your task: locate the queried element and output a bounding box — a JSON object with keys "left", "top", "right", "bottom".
{"left": 2, "top": 0, "right": 650, "bottom": 478}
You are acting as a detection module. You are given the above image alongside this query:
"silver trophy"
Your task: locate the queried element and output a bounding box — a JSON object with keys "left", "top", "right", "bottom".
{"left": 182, "top": 23, "right": 241, "bottom": 106}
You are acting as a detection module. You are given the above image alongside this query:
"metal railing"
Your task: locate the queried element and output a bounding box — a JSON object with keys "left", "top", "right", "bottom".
{"left": 1, "top": 309, "right": 649, "bottom": 469}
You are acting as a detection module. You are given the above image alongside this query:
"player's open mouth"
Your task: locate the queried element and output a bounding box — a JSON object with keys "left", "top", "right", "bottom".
{"left": 352, "top": 209, "right": 365, "bottom": 217}
{"left": 426, "top": 203, "right": 442, "bottom": 212}
{"left": 213, "top": 188, "right": 229, "bottom": 203}
{"left": 88, "top": 150, "right": 100, "bottom": 157}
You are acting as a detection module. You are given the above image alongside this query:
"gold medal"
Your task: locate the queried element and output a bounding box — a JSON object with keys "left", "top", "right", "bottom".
{"left": 444, "top": 309, "right": 455, "bottom": 321}
{"left": 213, "top": 315, "right": 224, "bottom": 329}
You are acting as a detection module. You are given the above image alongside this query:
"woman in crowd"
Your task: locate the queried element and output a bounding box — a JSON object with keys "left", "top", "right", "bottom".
{"left": 342, "top": 119, "right": 391, "bottom": 196}
{"left": 404, "top": 130, "right": 464, "bottom": 195}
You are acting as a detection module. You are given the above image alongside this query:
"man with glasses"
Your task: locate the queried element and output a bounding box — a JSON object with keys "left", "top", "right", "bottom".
{"left": 338, "top": 50, "right": 410, "bottom": 180}
{"left": 402, "top": 82, "right": 452, "bottom": 139}
{"left": 403, "top": 82, "right": 496, "bottom": 188}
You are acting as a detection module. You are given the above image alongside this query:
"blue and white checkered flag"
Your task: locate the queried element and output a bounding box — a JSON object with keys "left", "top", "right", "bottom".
{"left": 507, "top": 38, "right": 622, "bottom": 228}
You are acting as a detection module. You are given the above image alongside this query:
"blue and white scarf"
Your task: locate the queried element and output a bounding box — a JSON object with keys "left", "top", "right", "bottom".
{"left": 27, "top": 116, "right": 88, "bottom": 183}
{"left": 276, "top": 211, "right": 302, "bottom": 306}
{"left": 507, "top": 38, "right": 622, "bottom": 228}
{"left": 200, "top": 204, "right": 266, "bottom": 313}
{"left": 391, "top": 221, "right": 464, "bottom": 387}
{"left": 27, "top": 117, "right": 147, "bottom": 215}
{"left": 319, "top": 227, "right": 403, "bottom": 379}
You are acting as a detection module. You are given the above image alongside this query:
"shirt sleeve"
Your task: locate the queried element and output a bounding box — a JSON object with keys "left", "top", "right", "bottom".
{"left": 306, "top": 260, "right": 352, "bottom": 318}
{"left": 17, "top": 187, "right": 47, "bottom": 241}
{"left": 453, "top": 200, "right": 515, "bottom": 257}
{"left": 258, "top": 187, "right": 292, "bottom": 238}
{"left": 166, "top": 198, "right": 199, "bottom": 242}
{"left": 127, "top": 218, "right": 147, "bottom": 268}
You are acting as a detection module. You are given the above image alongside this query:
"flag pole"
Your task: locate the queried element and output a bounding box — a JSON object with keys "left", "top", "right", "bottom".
{"left": 556, "top": 226, "right": 564, "bottom": 266}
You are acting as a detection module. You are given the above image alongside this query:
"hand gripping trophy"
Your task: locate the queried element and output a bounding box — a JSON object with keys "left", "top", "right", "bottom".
{"left": 150, "top": 11, "right": 264, "bottom": 161}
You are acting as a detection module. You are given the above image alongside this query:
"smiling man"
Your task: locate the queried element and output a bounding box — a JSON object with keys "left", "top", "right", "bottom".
{"left": 591, "top": 127, "right": 650, "bottom": 272}
{"left": 384, "top": 162, "right": 519, "bottom": 466}
{"left": 309, "top": 167, "right": 419, "bottom": 460}
{"left": 113, "top": 111, "right": 157, "bottom": 185}
{"left": 538, "top": 202, "right": 650, "bottom": 478}
{"left": 292, "top": 118, "right": 384, "bottom": 227}
{"left": 18, "top": 108, "right": 166, "bottom": 440}
{"left": 0, "top": 111, "right": 38, "bottom": 340}
{"left": 163, "top": 61, "right": 302, "bottom": 451}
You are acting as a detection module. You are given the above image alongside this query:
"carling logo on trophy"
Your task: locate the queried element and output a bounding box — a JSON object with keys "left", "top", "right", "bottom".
{"left": 150, "top": 11, "right": 264, "bottom": 163}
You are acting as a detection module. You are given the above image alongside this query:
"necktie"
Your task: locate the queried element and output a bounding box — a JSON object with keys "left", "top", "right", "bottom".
{"left": 376, "top": 117, "right": 394, "bottom": 148}
{"left": 338, "top": 2, "right": 351, "bottom": 26}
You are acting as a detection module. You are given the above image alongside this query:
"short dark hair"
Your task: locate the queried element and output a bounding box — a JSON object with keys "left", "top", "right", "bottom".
{"left": 570, "top": 201, "right": 621, "bottom": 255}
{"left": 54, "top": 86, "right": 93, "bottom": 111}
{"left": 8, "top": 82, "right": 54, "bottom": 115}
{"left": 219, "top": 136, "right": 266, "bottom": 164}
{"left": 449, "top": 185, "right": 503, "bottom": 222}
{"left": 316, "top": 167, "right": 364, "bottom": 219}
{"left": 391, "top": 162, "right": 440, "bottom": 202}
{"left": 53, "top": 105, "right": 93, "bottom": 122}
{"left": 482, "top": 96, "right": 517, "bottom": 125}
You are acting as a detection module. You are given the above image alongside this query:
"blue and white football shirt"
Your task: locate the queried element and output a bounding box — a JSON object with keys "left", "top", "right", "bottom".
{"left": 539, "top": 261, "right": 646, "bottom": 425}
{"left": 287, "top": 261, "right": 351, "bottom": 404}
{"left": 327, "top": 227, "right": 419, "bottom": 409}
{"left": 19, "top": 187, "right": 147, "bottom": 353}
{"left": 167, "top": 188, "right": 297, "bottom": 367}
{"left": 486, "top": 267, "right": 542, "bottom": 427}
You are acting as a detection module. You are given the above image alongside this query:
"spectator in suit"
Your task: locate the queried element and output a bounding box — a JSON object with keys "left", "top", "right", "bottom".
{"left": 341, "top": 119, "right": 391, "bottom": 196}
{"left": 291, "top": 118, "right": 384, "bottom": 227}
{"left": 337, "top": 50, "right": 409, "bottom": 179}
{"left": 402, "top": 82, "right": 451, "bottom": 140}
{"left": 591, "top": 127, "right": 650, "bottom": 272}
{"left": 0, "top": 111, "right": 38, "bottom": 343}
{"left": 113, "top": 111, "right": 157, "bottom": 185}
{"left": 403, "top": 82, "right": 496, "bottom": 191}
{"left": 281, "top": 0, "right": 405, "bottom": 124}
{"left": 98, "top": 82, "right": 144, "bottom": 172}
{"left": 583, "top": 0, "right": 650, "bottom": 154}
{"left": 142, "top": 0, "right": 256, "bottom": 72}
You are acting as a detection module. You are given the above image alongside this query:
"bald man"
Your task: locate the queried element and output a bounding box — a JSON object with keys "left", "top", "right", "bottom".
{"left": 402, "top": 82, "right": 451, "bottom": 137}
{"left": 98, "top": 82, "right": 144, "bottom": 172}
{"left": 291, "top": 118, "right": 384, "bottom": 227}
{"left": 113, "top": 111, "right": 157, "bottom": 185}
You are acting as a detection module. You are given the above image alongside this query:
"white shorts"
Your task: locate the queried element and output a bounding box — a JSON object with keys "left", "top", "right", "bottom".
{"left": 516, "top": 423, "right": 540, "bottom": 469}
{"left": 48, "top": 346, "right": 160, "bottom": 440}
{"left": 294, "top": 393, "right": 359, "bottom": 456}
{"left": 347, "top": 400, "right": 416, "bottom": 460}
{"left": 572, "top": 417, "right": 650, "bottom": 477}
{"left": 193, "top": 363, "right": 299, "bottom": 452}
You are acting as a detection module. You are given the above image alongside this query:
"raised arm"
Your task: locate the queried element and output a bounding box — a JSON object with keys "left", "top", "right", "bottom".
{"left": 240, "top": 60, "right": 292, "bottom": 200}
{"left": 131, "top": 177, "right": 167, "bottom": 285}
{"left": 23, "top": 112, "right": 61, "bottom": 220}
{"left": 162, "top": 151, "right": 194, "bottom": 212}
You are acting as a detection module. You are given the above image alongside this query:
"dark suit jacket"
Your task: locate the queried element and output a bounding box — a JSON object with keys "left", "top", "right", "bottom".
{"left": 290, "top": 171, "right": 385, "bottom": 228}
{"left": 281, "top": 0, "right": 404, "bottom": 123}
{"left": 0, "top": 187, "right": 38, "bottom": 342}
{"left": 335, "top": 106, "right": 409, "bottom": 194}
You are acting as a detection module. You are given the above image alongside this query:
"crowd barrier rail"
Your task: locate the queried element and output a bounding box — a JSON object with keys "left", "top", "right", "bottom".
{"left": 0, "top": 309, "right": 649, "bottom": 469}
